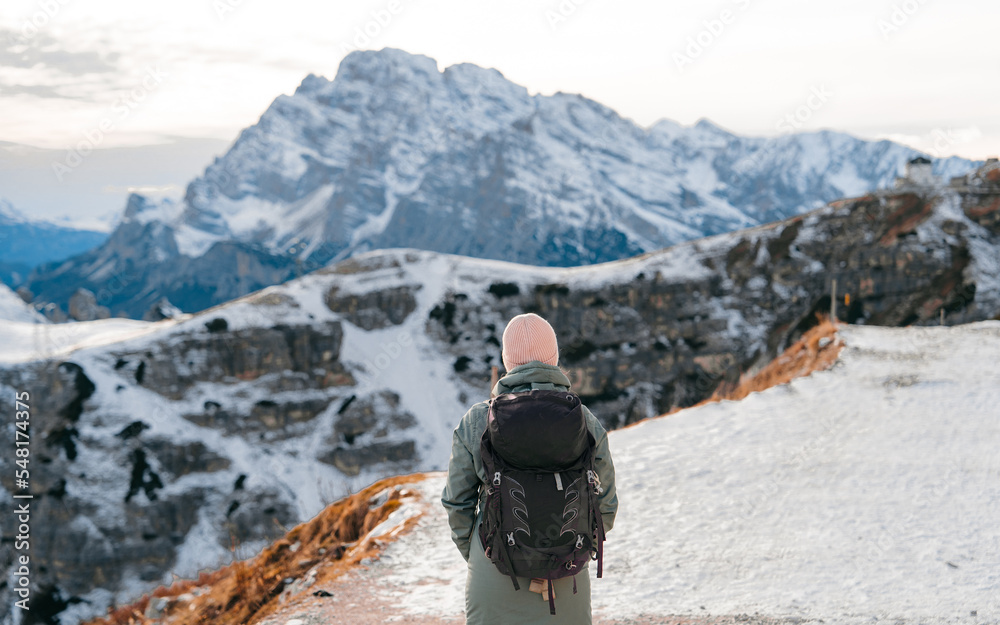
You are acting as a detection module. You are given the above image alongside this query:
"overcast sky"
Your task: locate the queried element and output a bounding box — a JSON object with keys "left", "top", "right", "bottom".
{"left": 1, "top": 0, "right": 996, "bottom": 159}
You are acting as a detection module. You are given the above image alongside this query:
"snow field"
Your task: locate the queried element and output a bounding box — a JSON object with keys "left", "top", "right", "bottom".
{"left": 360, "top": 322, "right": 1000, "bottom": 624}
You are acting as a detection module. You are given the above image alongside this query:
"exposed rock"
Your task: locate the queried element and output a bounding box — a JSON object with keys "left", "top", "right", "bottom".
{"left": 332, "top": 391, "right": 416, "bottom": 442}
{"left": 183, "top": 397, "right": 332, "bottom": 440}
{"left": 116, "top": 420, "right": 149, "bottom": 440}
{"left": 143, "top": 296, "right": 183, "bottom": 321}
{"left": 318, "top": 441, "right": 417, "bottom": 477}
{"left": 143, "top": 438, "right": 232, "bottom": 478}
{"left": 41, "top": 301, "right": 69, "bottom": 323}
{"left": 317, "top": 392, "right": 419, "bottom": 476}
{"left": 325, "top": 285, "right": 420, "bottom": 330}
{"left": 112, "top": 321, "right": 351, "bottom": 399}
{"left": 205, "top": 317, "right": 228, "bottom": 332}
{"left": 68, "top": 288, "right": 111, "bottom": 321}
{"left": 221, "top": 489, "right": 297, "bottom": 549}
{"left": 125, "top": 447, "right": 164, "bottom": 502}
{"left": 422, "top": 190, "right": 1000, "bottom": 427}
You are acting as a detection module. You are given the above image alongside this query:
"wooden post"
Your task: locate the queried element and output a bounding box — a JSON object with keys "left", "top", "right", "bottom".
{"left": 490, "top": 365, "right": 499, "bottom": 398}
{"left": 940, "top": 309, "right": 945, "bottom": 326}
{"left": 830, "top": 279, "right": 838, "bottom": 321}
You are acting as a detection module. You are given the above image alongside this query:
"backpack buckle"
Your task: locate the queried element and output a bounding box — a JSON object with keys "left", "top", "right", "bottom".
{"left": 587, "top": 470, "right": 603, "bottom": 494}
{"left": 493, "top": 472, "right": 502, "bottom": 486}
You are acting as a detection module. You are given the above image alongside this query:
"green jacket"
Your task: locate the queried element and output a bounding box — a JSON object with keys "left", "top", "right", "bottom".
{"left": 441, "top": 362, "right": 619, "bottom": 561}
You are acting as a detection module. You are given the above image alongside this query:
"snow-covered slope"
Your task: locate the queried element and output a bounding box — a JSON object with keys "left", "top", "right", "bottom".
{"left": 24, "top": 48, "right": 978, "bottom": 318}
{"left": 0, "top": 314, "right": 170, "bottom": 361}
{"left": 0, "top": 282, "right": 45, "bottom": 323}
{"left": 350, "top": 321, "right": 1000, "bottom": 624}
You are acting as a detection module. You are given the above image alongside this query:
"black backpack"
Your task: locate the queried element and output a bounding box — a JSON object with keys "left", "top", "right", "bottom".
{"left": 478, "top": 389, "right": 607, "bottom": 615}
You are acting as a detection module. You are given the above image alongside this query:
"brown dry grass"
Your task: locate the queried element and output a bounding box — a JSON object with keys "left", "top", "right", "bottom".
{"left": 708, "top": 316, "right": 841, "bottom": 403}
{"left": 83, "top": 473, "right": 427, "bottom": 625}
{"left": 878, "top": 193, "right": 932, "bottom": 246}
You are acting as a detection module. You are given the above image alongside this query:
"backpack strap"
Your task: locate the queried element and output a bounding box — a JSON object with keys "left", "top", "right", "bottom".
{"left": 486, "top": 487, "right": 520, "bottom": 592}
{"left": 547, "top": 578, "right": 555, "bottom": 615}
{"left": 480, "top": 472, "right": 500, "bottom": 557}
{"left": 481, "top": 429, "right": 521, "bottom": 592}
{"left": 588, "top": 467, "right": 607, "bottom": 578}
{"left": 501, "top": 540, "right": 520, "bottom": 591}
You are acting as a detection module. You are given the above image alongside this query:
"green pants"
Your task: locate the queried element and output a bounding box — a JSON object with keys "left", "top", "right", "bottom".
{"left": 465, "top": 517, "right": 593, "bottom": 625}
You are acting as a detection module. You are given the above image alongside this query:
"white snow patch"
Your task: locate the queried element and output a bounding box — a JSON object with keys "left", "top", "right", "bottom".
{"left": 0, "top": 318, "right": 178, "bottom": 363}
{"left": 0, "top": 283, "right": 45, "bottom": 323}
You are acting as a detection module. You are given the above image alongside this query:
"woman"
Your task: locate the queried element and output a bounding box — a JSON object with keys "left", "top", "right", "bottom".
{"left": 441, "top": 312, "right": 619, "bottom": 624}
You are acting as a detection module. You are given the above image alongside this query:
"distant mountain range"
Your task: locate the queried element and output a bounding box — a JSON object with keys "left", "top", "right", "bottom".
{"left": 23, "top": 48, "right": 979, "bottom": 318}
{"left": 0, "top": 198, "right": 107, "bottom": 287}
{"left": 0, "top": 138, "right": 229, "bottom": 231}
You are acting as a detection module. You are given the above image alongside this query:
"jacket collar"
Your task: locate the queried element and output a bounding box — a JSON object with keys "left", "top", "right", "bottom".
{"left": 491, "top": 361, "right": 572, "bottom": 396}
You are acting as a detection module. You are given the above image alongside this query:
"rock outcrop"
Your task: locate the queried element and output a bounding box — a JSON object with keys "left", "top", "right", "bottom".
{"left": 68, "top": 288, "right": 111, "bottom": 322}
{"left": 422, "top": 188, "right": 999, "bottom": 426}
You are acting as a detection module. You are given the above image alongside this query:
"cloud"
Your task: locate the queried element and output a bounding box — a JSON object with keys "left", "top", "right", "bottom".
{"left": 0, "top": 28, "right": 129, "bottom": 101}
{"left": 0, "top": 83, "right": 70, "bottom": 98}
{"left": 876, "top": 127, "right": 985, "bottom": 159}
{"left": 0, "top": 29, "right": 119, "bottom": 75}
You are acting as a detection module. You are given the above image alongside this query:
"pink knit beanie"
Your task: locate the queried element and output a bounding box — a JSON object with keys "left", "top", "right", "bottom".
{"left": 501, "top": 313, "right": 559, "bottom": 371}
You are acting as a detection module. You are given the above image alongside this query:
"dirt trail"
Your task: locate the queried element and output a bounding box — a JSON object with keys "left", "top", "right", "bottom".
{"left": 254, "top": 568, "right": 464, "bottom": 624}
{"left": 257, "top": 561, "right": 800, "bottom": 625}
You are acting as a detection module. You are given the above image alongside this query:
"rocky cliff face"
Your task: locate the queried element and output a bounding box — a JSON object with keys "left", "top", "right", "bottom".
{"left": 2, "top": 185, "right": 998, "bottom": 625}
{"left": 427, "top": 186, "right": 999, "bottom": 426}
{"left": 25, "top": 195, "right": 300, "bottom": 324}
{"left": 24, "top": 49, "right": 977, "bottom": 318}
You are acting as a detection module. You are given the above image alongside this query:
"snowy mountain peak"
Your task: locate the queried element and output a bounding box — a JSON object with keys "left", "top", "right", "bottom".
{"left": 335, "top": 47, "right": 441, "bottom": 85}
{"left": 694, "top": 117, "right": 733, "bottom": 135}
{"left": 26, "top": 48, "right": 982, "bottom": 318}
{"left": 118, "top": 194, "right": 186, "bottom": 235}
{"left": 293, "top": 72, "right": 329, "bottom": 96}
{"left": 442, "top": 61, "right": 514, "bottom": 93}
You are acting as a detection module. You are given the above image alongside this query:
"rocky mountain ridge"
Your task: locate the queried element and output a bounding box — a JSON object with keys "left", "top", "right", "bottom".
{"left": 23, "top": 48, "right": 978, "bottom": 318}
